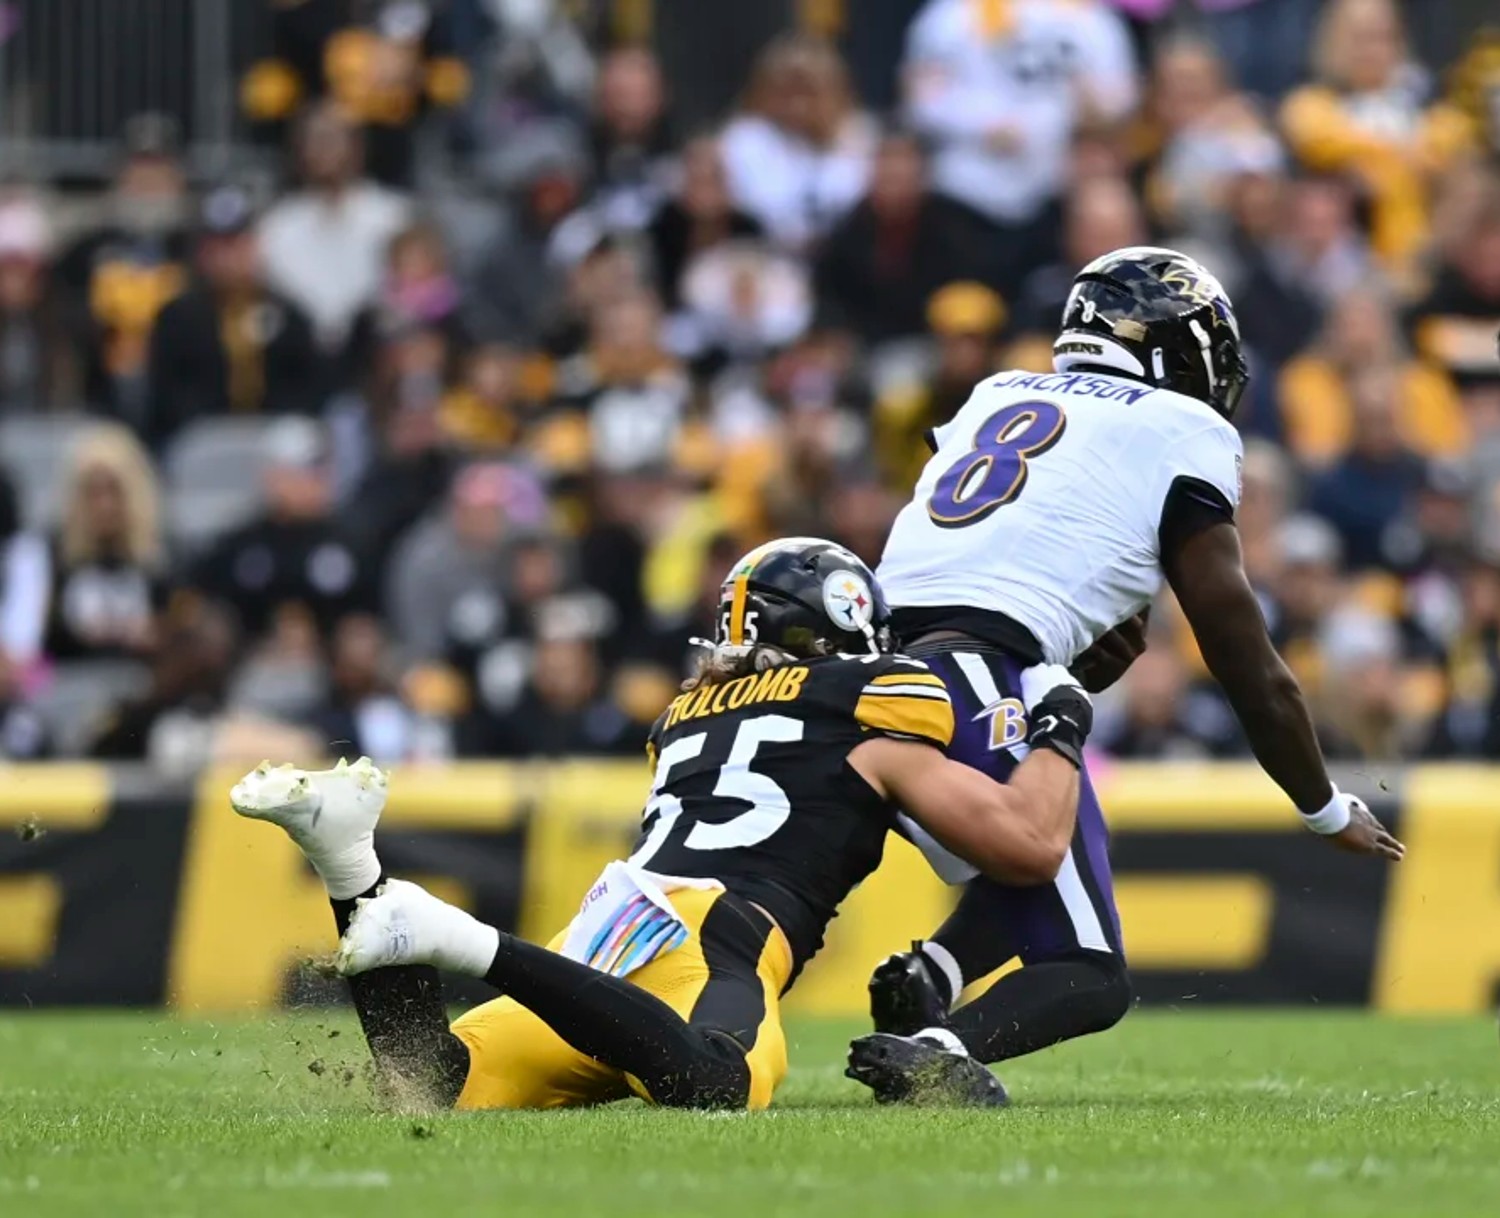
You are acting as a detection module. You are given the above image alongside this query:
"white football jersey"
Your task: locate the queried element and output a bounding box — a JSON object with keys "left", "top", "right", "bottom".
{"left": 878, "top": 369, "right": 1244, "bottom": 664}
{"left": 903, "top": 0, "right": 1137, "bottom": 222}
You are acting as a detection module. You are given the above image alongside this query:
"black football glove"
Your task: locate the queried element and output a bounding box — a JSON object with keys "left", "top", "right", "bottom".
{"left": 1027, "top": 684, "right": 1094, "bottom": 769}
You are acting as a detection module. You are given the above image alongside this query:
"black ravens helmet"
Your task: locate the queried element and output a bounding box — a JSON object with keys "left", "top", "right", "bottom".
{"left": 715, "top": 537, "right": 893, "bottom": 661}
{"left": 1052, "top": 246, "right": 1249, "bottom": 420}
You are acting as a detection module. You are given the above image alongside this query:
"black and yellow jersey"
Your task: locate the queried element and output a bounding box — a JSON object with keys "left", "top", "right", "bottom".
{"left": 633, "top": 652, "right": 955, "bottom": 975}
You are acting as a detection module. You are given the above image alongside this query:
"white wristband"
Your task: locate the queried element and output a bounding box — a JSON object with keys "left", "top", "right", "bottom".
{"left": 1019, "top": 663, "right": 1087, "bottom": 712}
{"left": 1301, "top": 787, "right": 1353, "bottom": 835}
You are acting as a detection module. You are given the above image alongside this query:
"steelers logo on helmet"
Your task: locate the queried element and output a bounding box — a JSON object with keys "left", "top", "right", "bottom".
{"left": 822, "top": 569, "right": 875, "bottom": 634}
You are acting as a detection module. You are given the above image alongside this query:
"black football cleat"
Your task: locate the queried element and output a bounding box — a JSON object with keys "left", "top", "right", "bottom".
{"left": 868, "top": 947, "right": 949, "bottom": 1036}
{"left": 846, "top": 1033, "right": 1009, "bottom": 1108}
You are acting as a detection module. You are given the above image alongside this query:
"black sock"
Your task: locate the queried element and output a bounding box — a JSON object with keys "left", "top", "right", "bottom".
{"left": 331, "top": 876, "right": 470, "bottom": 1107}
{"left": 947, "top": 951, "right": 1132, "bottom": 1063}
{"left": 483, "top": 932, "right": 749, "bottom": 1108}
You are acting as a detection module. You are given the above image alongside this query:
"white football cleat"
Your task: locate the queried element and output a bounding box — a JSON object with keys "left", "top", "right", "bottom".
{"left": 336, "top": 878, "right": 498, "bottom": 978}
{"left": 230, "top": 757, "right": 388, "bottom": 898}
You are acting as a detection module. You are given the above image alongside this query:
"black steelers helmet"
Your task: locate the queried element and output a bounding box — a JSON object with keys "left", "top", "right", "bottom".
{"left": 1053, "top": 246, "right": 1249, "bottom": 420}
{"left": 715, "top": 537, "right": 892, "bottom": 659}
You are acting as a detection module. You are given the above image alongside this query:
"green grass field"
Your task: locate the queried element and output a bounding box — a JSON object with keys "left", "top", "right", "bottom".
{"left": 1, "top": 1011, "right": 1497, "bottom": 1217}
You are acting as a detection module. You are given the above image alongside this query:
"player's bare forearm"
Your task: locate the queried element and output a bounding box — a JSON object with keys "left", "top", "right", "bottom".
{"left": 1001, "top": 749, "right": 1081, "bottom": 868}
{"left": 1211, "top": 640, "right": 1331, "bottom": 811}
{"left": 849, "top": 739, "right": 1075, "bottom": 884}
{"left": 1167, "top": 523, "right": 1333, "bottom": 813}
{"left": 914, "top": 755, "right": 1077, "bottom": 884}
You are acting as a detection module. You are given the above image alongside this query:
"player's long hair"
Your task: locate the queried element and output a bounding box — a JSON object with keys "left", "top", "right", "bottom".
{"left": 680, "top": 643, "right": 798, "bottom": 692}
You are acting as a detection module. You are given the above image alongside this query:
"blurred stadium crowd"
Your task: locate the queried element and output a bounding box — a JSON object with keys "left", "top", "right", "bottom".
{"left": 0, "top": 0, "right": 1497, "bottom": 771}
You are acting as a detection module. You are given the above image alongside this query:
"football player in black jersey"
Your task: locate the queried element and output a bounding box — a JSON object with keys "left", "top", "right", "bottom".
{"left": 230, "top": 537, "right": 1095, "bottom": 1110}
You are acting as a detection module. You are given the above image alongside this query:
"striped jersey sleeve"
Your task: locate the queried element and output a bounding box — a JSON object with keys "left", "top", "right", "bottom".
{"left": 852, "top": 658, "right": 955, "bottom": 749}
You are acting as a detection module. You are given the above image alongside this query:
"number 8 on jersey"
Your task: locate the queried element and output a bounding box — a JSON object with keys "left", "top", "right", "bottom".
{"left": 927, "top": 400, "right": 1067, "bottom": 528}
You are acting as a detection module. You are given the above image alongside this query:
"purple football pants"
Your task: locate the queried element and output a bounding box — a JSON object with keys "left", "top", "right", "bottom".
{"left": 917, "top": 647, "right": 1124, "bottom": 971}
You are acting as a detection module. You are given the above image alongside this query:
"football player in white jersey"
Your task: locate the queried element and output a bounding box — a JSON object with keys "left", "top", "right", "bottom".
{"left": 845, "top": 246, "right": 1405, "bottom": 1104}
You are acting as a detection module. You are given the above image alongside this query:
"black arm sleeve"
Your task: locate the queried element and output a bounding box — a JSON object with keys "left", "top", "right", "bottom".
{"left": 1159, "top": 475, "right": 1235, "bottom": 565}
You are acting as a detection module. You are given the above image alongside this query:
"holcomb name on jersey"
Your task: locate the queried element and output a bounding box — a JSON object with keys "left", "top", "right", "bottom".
{"left": 657, "top": 653, "right": 955, "bottom": 750}
{"left": 878, "top": 368, "right": 1243, "bottom": 665}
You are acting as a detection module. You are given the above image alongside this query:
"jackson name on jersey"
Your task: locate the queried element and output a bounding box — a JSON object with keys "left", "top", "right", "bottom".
{"left": 633, "top": 652, "right": 955, "bottom": 974}
{"left": 878, "top": 368, "right": 1244, "bottom": 665}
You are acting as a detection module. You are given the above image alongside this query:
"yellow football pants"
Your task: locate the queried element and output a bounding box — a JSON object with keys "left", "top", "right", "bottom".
{"left": 450, "top": 887, "right": 793, "bottom": 1111}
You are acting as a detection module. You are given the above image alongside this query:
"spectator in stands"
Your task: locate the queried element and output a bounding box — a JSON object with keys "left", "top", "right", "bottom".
{"left": 258, "top": 102, "right": 413, "bottom": 374}
{"left": 379, "top": 222, "right": 467, "bottom": 341}
{"left": 902, "top": 0, "right": 1137, "bottom": 293}
{"left": 1384, "top": 457, "right": 1476, "bottom": 653}
{"left": 145, "top": 186, "right": 325, "bottom": 448}
{"left": 87, "top": 597, "right": 236, "bottom": 763}
{"left": 588, "top": 45, "right": 674, "bottom": 230}
{"left": 629, "top": 528, "right": 743, "bottom": 682}
{"left": 1196, "top": 0, "right": 1325, "bottom": 102}
{"left": 1263, "top": 175, "right": 1374, "bottom": 311}
{"left": 438, "top": 341, "right": 525, "bottom": 453}
{"left": 1238, "top": 439, "right": 1295, "bottom": 590}
{"left": 677, "top": 240, "right": 814, "bottom": 370}
{"left": 338, "top": 327, "right": 462, "bottom": 573}
{"left": 720, "top": 35, "right": 877, "bottom": 251}
{"left": 55, "top": 115, "right": 190, "bottom": 431}
{"left": 1097, "top": 647, "right": 1242, "bottom": 759}
{"left": 306, "top": 613, "right": 438, "bottom": 763}
{"left": 436, "top": 342, "right": 574, "bottom": 473}
{"left": 0, "top": 468, "right": 48, "bottom": 673}
{"left": 0, "top": 189, "right": 67, "bottom": 413}
{"left": 1012, "top": 174, "right": 1147, "bottom": 344}
{"left": 759, "top": 396, "right": 864, "bottom": 547}
{"left": 1306, "top": 365, "right": 1424, "bottom": 569}
{"left": 559, "top": 290, "right": 693, "bottom": 472}
{"left": 188, "top": 417, "right": 373, "bottom": 640}
{"left": 468, "top": 141, "right": 590, "bottom": 347}
{"left": 1136, "top": 36, "right": 1285, "bottom": 239}
{"left": 1409, "top": 209, "right": 1500, "bottom": 395}
{"left": 87, "top": 598, "right": 317, "bottom": 772}
{"left": 457, "top": 601, "right": 645, "bottom": 758}
{"left": 241, "top": 0, "right": 471, "bottom": 189}
{"left": 1424, "top": 555, "right": 1500, "bottom": 757}
{"left": 384, "top": 461, "right": 548, "bottom": 662}
{"left": 645, "top": 136, "right": 763, "bottom": 311}
{"left": 1265, "top": 513, "right": 1346, "bottom": 691}
{"left": 826, "top": 471, "right": 902, "bottom": 570}
{"left": 42, "top": 424, "right": 165, "bottom": 662}
{"left": 574, "top": 358, "right": 720, "bottom": 654}
{"left": 459, "top": 0, "right": 594, "bottom": 195}
{"left": 1223, "top": 167, "right": 1325, "bottom": 380}
{"left": 815, "top": 129, "right": 993, "bottom": 345}
{"left": 1447, "top": 25, "right": 1500, "bottom": 161}
{"left": 1280, "top": 0, "right": 1472, "bottom": 276}
{"left": 874, "top": 282, "right": 1007, "bottom": 492}
{"left": 1315, "top": 605, "right": 1427, "bottom": 759}
{"left": 461, "top": 530, "right": 609, "bottom": 725}
{"left": 1279, "top": 284, "right": 1464, "bottom": 466}
{"left": 1117, "top": 0, "right": 1325, "bottom": 102}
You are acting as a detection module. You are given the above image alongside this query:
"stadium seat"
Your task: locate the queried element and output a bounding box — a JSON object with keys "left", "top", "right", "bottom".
{"left": 164, "top": 417, "right": 272, "bottom": 554}
{"left": 0, "top": 413, "right": 93, "bottom": 531}
{"left": 32, "top": 658, "right": 152, "bottom": 756}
